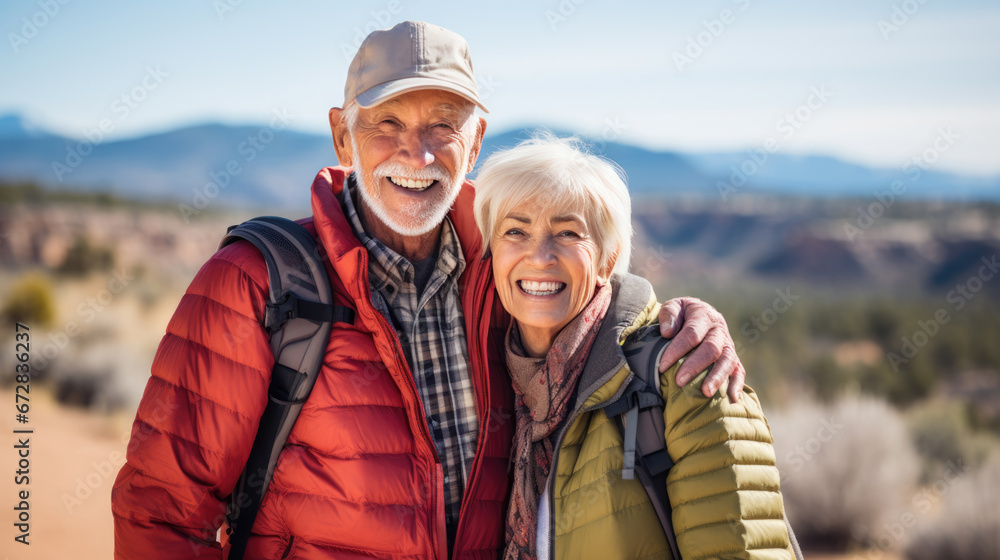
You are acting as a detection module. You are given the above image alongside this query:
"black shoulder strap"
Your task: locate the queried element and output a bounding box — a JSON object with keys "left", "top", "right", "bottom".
{"left": 218, "top": 217, "right": 354, "bottom": 560}
{"left": 610, "top": 324, "right": 804, "bottom": 560}
{"left": 608, "top": 325, "right": 681, "bottom": 560}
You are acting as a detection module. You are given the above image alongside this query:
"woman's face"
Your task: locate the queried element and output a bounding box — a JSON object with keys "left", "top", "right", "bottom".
{"left": 491, "top": 197, "right": 610, "bottom": 357}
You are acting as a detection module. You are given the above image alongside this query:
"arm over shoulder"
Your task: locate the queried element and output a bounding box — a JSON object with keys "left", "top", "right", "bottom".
{"left": 659, "top": 363, "right": 795, "bottom": 560}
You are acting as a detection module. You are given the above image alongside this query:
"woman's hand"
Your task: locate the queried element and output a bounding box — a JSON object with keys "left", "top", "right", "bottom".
{"left": 657, "top": 297, "right": 745, "bottom": 403}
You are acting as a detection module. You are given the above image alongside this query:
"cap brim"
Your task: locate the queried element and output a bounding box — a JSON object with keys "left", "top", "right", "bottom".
{"left": 355, "top": 76, "right": 489, "bottom": 114}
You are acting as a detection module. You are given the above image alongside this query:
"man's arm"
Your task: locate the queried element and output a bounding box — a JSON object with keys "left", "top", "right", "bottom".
{"left": 659, "top": 362, "right": 794, "bottom": 560}
{"left": 657, "top": 297, "right": 746, "bottom": 402}
{"left": 112, "top": 243, "right": 274, "bottom": 559}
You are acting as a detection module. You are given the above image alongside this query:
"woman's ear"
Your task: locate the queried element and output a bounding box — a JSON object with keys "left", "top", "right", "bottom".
{"left": 597, "top": 251, "right": 617, "bottom": 286}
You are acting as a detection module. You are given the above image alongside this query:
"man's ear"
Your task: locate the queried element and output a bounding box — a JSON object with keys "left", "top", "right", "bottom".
{"left": 329, "top": 107, "right": 353, "bottom": 167}
{"left": 466, "top": 116, "right": 487, "bottom": 173}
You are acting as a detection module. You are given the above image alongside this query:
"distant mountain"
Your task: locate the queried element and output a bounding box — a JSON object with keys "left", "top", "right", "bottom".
{"left": 0, "top": 119, "right": 335, "bottom": 210}
{"left": 1, "top": 113, "right": 997, "bottom": 208}
{"left": 685, "top": 151, "right": 1000, "bottom": 200}
{"left": 478, "top": 129, "right": 712, "bottom": 194}
{"left": 0, "top": 114, "right": 55, "bottom": 140}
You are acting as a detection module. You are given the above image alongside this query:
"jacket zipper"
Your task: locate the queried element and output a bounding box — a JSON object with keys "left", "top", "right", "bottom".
{"left": 357, "top": 260, "right": 440, "bottom": 461}
{"left": 450, "top": 271, "right": 494, "bottom": 555}
{"left": 357, "top": 261, "right": 443, "bottom": 558}
{"left": 545, "top": 364, "right": 633, "bottom": 558}
{"left": 279, "top": 536, "right": 295, "bottom": 559}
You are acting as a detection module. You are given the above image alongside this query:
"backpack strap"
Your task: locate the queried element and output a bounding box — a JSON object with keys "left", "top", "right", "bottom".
{"left": 608, "top": 324, "right": 682, "bottom": 560}
{"left": 217, "top": 216, "right": 355, "bottom": 560}
{"left": 611, "top": 324, "right": 805, "bottom": 560}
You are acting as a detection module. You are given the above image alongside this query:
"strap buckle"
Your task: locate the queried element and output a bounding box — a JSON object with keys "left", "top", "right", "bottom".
{"left": 264, "top": 292, "right": 297, "bottom": 331}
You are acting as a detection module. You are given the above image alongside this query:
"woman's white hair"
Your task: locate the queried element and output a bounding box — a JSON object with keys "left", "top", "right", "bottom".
{"left": 473, "top": 132, "right": 633, "bottom": 276}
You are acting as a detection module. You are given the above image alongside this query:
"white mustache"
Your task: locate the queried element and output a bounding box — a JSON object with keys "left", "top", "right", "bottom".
{"left": 373, "top": 161, "right": 450, "bottom": 183}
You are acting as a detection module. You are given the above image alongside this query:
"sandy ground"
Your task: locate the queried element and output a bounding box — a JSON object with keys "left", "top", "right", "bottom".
{"left": 1, "top": 387, "right": 133, "bottom": 559}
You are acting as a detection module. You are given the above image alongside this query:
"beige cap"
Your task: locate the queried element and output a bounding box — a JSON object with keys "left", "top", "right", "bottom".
{"left": 344, "top": 21, "right": 488, "bottom": 113}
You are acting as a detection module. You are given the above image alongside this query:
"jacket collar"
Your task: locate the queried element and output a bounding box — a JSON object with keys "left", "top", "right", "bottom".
{"left": 571, "top": 273, "right": 656, "bottom": 412}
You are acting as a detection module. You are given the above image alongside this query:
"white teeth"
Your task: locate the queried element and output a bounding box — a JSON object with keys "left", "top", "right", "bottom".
{"left": 388, "top": 176, "right": 435, "bottom": 190}
{"left": 519, "top": 280, "right": 565, "bottom": 295}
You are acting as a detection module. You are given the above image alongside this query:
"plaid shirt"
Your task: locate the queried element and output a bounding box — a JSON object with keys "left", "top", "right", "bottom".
{"left": 340, "top": 177, "right": 479, "bottom": 543}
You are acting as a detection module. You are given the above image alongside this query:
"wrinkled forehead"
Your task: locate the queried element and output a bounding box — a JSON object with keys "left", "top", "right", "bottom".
{"left": 363, "top": 90, "right": 476, "bottom": 120}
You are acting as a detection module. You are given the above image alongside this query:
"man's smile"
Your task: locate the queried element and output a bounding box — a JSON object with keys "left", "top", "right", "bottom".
{"left": 387, "top": 176, "right": 437, "bottom": 192}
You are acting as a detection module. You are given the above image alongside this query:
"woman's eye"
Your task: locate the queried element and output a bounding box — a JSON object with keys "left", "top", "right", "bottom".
{"left": 558, "top": 230, "right": 581, "bottom": 238}
{"left": 503, "top": 228, "right": 524, "bottom": 236}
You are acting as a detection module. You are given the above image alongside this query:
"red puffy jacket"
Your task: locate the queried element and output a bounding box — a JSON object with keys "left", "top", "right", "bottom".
{"left": 112, "top": 167, "right": 515, "bottom": 559}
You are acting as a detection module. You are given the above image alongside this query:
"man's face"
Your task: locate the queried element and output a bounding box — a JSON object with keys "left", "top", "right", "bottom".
{"left": 348, "top": 89, "right": 480, "bottom": 237}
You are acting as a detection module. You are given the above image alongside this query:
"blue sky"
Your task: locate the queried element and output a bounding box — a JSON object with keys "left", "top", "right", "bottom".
{"left": 2, "top": 0, "right": 999, "bottom": 175}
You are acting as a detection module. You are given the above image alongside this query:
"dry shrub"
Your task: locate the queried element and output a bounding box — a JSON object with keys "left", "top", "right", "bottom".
{"left": 2, "top": 272, "right": 56, "bottom": 328}
{"left": 904, "top": 452, "right": 1000, "bottom": 560}
{"left": 907, "top": 400, "right": 996, "bottom": 483}
{"left": 768, "top": 395, "right": 920, "bottom": 550}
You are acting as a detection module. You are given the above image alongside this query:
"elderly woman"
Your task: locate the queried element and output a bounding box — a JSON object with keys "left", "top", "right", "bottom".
{"left": 474, "top": 135, "right": 796, "bottom": 560}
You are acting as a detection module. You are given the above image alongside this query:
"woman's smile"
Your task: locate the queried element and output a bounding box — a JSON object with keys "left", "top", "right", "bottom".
{"left": 516, "top": 279, "right": 567, "bottom": 296}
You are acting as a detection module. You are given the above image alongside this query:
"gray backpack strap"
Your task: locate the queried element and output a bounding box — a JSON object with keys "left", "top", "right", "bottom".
{"left": 608, "top": 324, "right": 681, "bottom": 559}
{"left": 786, "top": 516, "right": 805, "bottom": 560}
{"left": 611, "top": 324, "right": 804, "bottom": 560}
{"left": 218, "top": 216, "right": 354, "bottom": 560}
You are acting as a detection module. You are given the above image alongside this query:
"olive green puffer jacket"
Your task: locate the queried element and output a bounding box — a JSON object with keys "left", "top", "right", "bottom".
{"left": 545, "top": 274, "right": 794, "bottom": 560}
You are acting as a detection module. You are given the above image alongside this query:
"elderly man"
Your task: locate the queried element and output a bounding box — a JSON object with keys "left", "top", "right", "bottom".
{"left": 112, "top": 21, "right": 746, "bottom": 559}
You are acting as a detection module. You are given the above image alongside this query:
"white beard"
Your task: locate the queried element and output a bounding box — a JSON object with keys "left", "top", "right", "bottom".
{"left": 351, "top": 135, "right": 467, "bottom": 237}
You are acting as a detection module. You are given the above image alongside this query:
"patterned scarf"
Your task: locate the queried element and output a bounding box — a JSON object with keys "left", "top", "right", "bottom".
{"left": 502, "top": 284, "right": 613, "bottom": 560}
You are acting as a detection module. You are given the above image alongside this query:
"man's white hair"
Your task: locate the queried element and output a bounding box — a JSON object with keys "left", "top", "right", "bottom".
{"left": 342, "top": 100, "right": 360, "bottom": 133}
{"left": 473, "top": 132, "right": 633, "bottom": 276}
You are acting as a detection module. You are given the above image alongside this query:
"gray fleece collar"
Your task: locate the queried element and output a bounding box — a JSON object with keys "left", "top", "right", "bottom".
{"left": 572, "top": 273, "right": 655, "bottom": 410}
